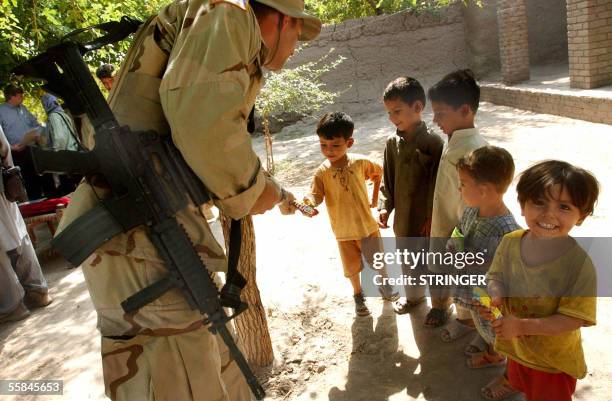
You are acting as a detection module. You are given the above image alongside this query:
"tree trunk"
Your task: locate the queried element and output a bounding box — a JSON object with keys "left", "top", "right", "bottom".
{"left": 263, "top": 115, "right": 275, "bottom": 175}
{"left": 220, "top": 213, "right": 274, "bottom": 367}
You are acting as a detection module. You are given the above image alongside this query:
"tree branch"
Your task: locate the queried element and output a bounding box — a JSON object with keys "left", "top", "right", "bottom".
{"left": 365, "top": 0, "right": 382, "bottom": 15}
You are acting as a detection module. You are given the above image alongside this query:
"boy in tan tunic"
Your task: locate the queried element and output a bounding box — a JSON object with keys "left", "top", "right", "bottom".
{"left": 305, "top": 112, "right": 396, "bottom": 316}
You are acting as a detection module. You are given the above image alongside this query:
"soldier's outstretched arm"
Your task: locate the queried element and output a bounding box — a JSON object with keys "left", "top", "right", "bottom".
{"left": 250, "top": 176, "right": 282, "bottom": 215}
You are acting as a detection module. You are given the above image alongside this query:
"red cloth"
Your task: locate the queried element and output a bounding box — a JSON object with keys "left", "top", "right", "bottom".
{"left": 507, "top": 358, "right": 577, "bottom": 401}
{"left": 18, "top": 197, "right": 70, "bottom": 218}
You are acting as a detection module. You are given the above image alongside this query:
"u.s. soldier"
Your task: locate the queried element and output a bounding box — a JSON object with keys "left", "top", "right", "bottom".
{"left": 56, "top": 1, "right": 321, "bottom": 400}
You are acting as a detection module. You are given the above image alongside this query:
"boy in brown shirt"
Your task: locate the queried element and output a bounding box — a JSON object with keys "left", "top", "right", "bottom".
{"left": 379, "top": 77, "right": 444, "bottom": 314}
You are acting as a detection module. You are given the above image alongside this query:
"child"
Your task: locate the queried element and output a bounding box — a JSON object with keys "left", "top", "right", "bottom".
{"left": 378, "top": 77, "right": 444, "bottom": 314}
{"left": 305, "top": 112, "right": 390, "bottom": 316}
{"left": 426, "top": 69, "right": 488, "bottom": 328}
{"left": 451, "top": 146, "right": 521, "bottom": 401}
{"left": 484, "top": 160, "right": 599, "bottom": 401}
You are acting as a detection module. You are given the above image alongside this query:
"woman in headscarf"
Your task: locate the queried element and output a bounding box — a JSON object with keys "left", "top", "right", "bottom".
{"left": 37, "top": 93, "right": 82, "bottom": 195}
{"left": 40, "top": 93, "right": 80, "bottom": 152}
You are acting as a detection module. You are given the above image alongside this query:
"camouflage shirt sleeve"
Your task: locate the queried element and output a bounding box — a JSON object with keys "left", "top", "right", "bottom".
{"left": 159, "top": 2, "right": 265, "bottom": 219}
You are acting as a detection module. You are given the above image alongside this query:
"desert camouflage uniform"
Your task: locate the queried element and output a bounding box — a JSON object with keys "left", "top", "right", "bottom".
{"left": 57, "top": 1, "right": 284, "bottom": 400}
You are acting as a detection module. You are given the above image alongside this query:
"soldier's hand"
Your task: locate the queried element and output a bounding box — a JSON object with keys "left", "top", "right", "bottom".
{"left": 11, "top": 143, "right": 25, "bottom": 153}
{"left": 378, "top": 210, "right": 389, "bottom": 228}
{"left": 278, "top": 190, "right": 297, "bottom": 215}
{"left": 250, "top": 178, "right": 282, "bottom": 215}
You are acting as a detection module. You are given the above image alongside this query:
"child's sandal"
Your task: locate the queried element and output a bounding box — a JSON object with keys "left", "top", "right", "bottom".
{"left": 354, "top": 292, "right": 371, "bottom": 317}
{"left": 424, "top": 307, "right": 451, "bottom": 327}
{"left": 440, "top": 319, "right": 475, "bottom": 342}
{"left": 466, "top": 351, "right": 506, "bottom": 369}
{"left": 393, "top": 296, "right": 425, "bottom": 315}
{"left": 464, "top": 333, "right": 488, "bottom": 356}
{"left": 378, "top": 285, "right": 400, "bottom": 302}
{"left": 481, "top": 375, "right": 518, "bottom": 401}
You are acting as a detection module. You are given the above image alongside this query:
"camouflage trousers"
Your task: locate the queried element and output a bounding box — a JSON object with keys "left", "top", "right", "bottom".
{"left": 101, "top": 325, "right": 253, "bottom": 401}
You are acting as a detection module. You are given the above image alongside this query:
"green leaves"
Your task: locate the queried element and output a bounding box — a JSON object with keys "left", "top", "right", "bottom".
{"left": 0, "top": 0, "right": 166, "bottom": 87}
{"left": 256, "top": 48, "right": 346, "bottom": 118}
{"left": 304, "top": 0, "right": 471, "bottom": 23}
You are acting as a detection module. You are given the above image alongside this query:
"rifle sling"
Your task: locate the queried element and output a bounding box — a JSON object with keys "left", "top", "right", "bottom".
{"left": 220, "top": 218, "right": 246, "bottom": 309}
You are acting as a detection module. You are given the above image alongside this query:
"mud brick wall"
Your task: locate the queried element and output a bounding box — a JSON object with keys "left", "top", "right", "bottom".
{"left": 567, "top": 0, "right": 612, "bottom": 89}
{"left": 497, "top": 0, "right": 531, "bottom": 84}
{"left": 481, "top": 84, "right": 612, "bottom": 124}
{"left": 286, "top": 4, "right": 468, "bottom": 112}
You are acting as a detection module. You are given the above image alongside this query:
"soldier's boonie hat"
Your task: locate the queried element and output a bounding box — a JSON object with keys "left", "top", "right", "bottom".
{"left": 256, "top": 0, "right": 322, "bottom": 41}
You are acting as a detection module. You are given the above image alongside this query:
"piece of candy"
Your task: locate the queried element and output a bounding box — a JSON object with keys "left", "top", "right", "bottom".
{"left": 473, "top": 287, "right": 502, "bottom": 319}
{"left": 292, "top": 200, "right": 319, "bottom": 217}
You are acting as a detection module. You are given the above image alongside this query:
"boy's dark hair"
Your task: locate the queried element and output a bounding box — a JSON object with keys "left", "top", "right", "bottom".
{"left": 3, "top": 84, "right": 24, "bottom": 101}
{"left": 427, "top": 69, "right": 480, "bottom": 112}
{"left": 316, "top": 112, "right": 354, "bottom": 140}
{"left": 383, "top": 77, "right": 426, "bottom": 107}
{"left": 456, "top": 146, "right": 515, "bottom": 193}
{"left": 95, "top": 64, "right": 115, "bottom": 79}
{"left": 517, "top": 160, "right": 599, "bottom": 217}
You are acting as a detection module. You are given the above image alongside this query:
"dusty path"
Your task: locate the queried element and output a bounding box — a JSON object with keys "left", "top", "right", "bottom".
{"left": 1, "top": 102, "right": 611, "bottom": 401}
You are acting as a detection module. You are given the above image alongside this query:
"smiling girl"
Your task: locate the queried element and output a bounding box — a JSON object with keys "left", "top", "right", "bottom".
{"left": 484, "top": 160, "right": 600, "bottom": 401}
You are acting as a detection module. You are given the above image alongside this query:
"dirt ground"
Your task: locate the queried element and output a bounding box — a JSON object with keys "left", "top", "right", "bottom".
{"left": 1, "top": 102, "right": 611, "bottom": 401}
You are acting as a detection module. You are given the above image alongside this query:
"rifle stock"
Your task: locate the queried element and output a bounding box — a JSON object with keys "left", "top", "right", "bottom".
{"left": 30, "top": 147, "right": 99, "bottom": 176}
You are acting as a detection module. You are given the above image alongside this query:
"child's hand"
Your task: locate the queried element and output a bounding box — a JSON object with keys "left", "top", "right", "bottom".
{"left": 476, "top": 296, "right": 503, "bottom": 321}
{"left": 303, "top": 197, "right": 315, "bottom": 207}
{"left": 419, "top": 218, "right": 431, "bottom": 236}
{"left": 492, "top": 315, "right": 524, "bottom": 339}
{"left": 378, "top": 210, "right": 389, "bottom": 228}
{"left": 11, "top": 143, "right": 25, "bottom": 152}
{"left": 476, "top": 304, "right": 496, "bottom": 322}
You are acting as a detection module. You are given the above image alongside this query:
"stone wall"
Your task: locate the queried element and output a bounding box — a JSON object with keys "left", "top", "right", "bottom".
{"left": 286, "top": 4, "right": 468, "bottom": 112}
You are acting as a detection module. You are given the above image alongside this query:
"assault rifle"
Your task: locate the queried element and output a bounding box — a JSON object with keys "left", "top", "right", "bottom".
{"left": 13, "top": 18, "right": 264, "bottom": 399}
